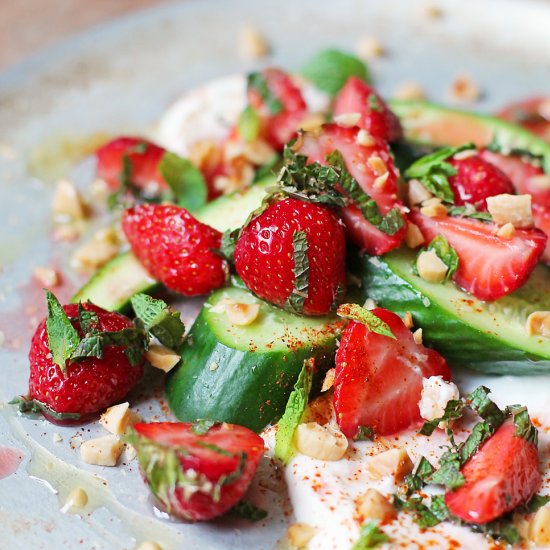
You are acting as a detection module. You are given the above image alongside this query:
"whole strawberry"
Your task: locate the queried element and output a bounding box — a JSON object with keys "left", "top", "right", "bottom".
{"left": 126, "top": 421, "right": 265, "bottom": 521}
{"left": 22, "top": 297, "right": 144, "bottom": 423}
{"left": 122, "top": 204, "right": 227, "bottom": 296}
{"left": 233, "top": 198, "right": 346, "bottom": 316}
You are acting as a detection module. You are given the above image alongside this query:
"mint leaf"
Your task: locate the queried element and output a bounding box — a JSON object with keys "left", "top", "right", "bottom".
{"left": 232, "top": 501, "right": 268, "bottom": 522}
{"left": 247, "top": 72, "right": 283, "bottom": 114}
{"left": 404, "top": 456, "right": 435, "bottom": 495}
{"left": 419, "top": 399, "right": 464, "bottom": 436}
{"left": 351, "top": 521, "right": 390, "bottom": 549}
{"left": 425, "top": 235, "right": 459, "bottom": 280}
{"left": 337, "top": 303, "right": 395, "bottom": 339}
{"left": 274, "top": 359, "right": 314, "bottom": 464}
{"left": 131, "top": 293, "right": 185, "bottom": 349}
{"left": 354, "top": 425, "right": 375, "bottom": 441}
{"left": 10, "top": 395, "right": 81, "bottom": 421}
{"left": 45, "top": 290, "right": 80, "bottom": 373}
{"left": 158, "top": 151, "right": 207, "bottom": 212}
{"left": 218, "top": 228, "right": 239, "bottom": 263}
{"left": 467, "top": 386, "right": 506, "bottom": 429}
{"left": 78, "top": 303, "right": 99, "bottom": 335}
{"left": 511, "top": 406, "right": 538, "bottom": 445}
{"left": 393, "top": 496, "right": 442, "bottom": 528}
{"left": 458, "top": 421, "right": 493, "bottom": 463}
{"left": 284, "top": 230, "right": 310, "bottom": 315}
{"left": 302, "top": 49, "right": 369, "bottom": 96}
{"left": 427, "top": 450, "right": 464, "bottom": 490}
{"left": 447, "top": 204, "right": 493, "bottom": 221}
{"left": 238, "top": 106, "right": 261, "bottom": 143}
{"left": 524, "top": 494, "right": 550, "bottom": 514}
{"left": 190, "top": 419, "right": 217, "bottom": 435}
{"left": 405, "top": 144, "right": 475, "bottom": 203}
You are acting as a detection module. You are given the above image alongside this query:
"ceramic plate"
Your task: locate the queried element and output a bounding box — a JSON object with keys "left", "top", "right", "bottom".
{"left": 1, "top": 0, "right": 550, "bottom": 548}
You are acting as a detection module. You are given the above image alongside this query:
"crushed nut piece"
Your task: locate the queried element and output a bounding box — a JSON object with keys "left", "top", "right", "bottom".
{"left": 526, "top": 311, "right": 550, "bottom": 338}
{"left": 33, "top": 266, "right": 60, "bottom": 288}
{"left": 89, "top": 178, "right": 110, "bottom": 203}
{"left": 356, "top": 129, "right": 376, "bottom": 147}
{"left": 334, "top": 112, "right": 361, "bottom": 128}
{"left": 80, "top": 435, "right": 123, "bottom": 466}
{"left": 100, "top": 402, "right": 140, "bottom": 436}
{"left": 52, "top": 179, "right": 88, "bottom": 221}
{"left": 366, "top": 447, "right": 414, "bottom": 482}
{"left": 448, "top": 73, "right": 482, "bottom": 104}
{"left": 495, "top": 222, "right": 516, "bottom": 239}
{"left": 321, "top": 368, "right": 336, "bottom": 392}
{"left": 405, "top": 222, "right": 425, "bottom": 249}
{"left": 188, "top": 139, "right": 222, "bottom": 172}
{"left": 363, "top": 298, "right": 377, "bottom": 310}
{"left": 287, "top": 523, "right": 317, "bottom": 549}
{"left": 71, "top": 227, "right": 120, "bottom": 273}
{"left": 529, "top": 174, "right": 550, "bottom": 191}
{"left": 295, "top": 422, "right": 348, "bottom": 461}
{"left": 417, "top": 249, "right": 448, "bottom": 283}
{"left": 299, "top": 112, "right": 326, "bottom": 132}
{"left": 145, "top": 344, "right": 180, "bottom": 373}
{"left": 239, "top": 26, "right": 270, "bottom": 59}
{"left": 393, "top": 81, "right": 426, "bottom": 101}
{"left": 408, "top": 179, "right": 433, "bottom": 205}
{"left": 420, "top": 198, "right": 448, "bottom": 218}
{"left": 356, "top": 36, "right": 385, "bottom": 60}
{"left": 367, "top": 155, "right": 388, "bottom": 176}
{"left": 402, "top": 311, "right": 414, "bottom": 329}
{"left": 425, "top": 3, "right": 443, "bottom": 18}
{"left": 453, "top": 149, "right": 478, "bottom": 161}
{"left": 487, "top": 194, "right": 533, "bottom": 228}
{"left": 356, "top": 489, "right": 396, "bottom": 523}
{"left": 530, "top": 504, "right": 550, "bottom": 545}
{"left": 413, "top": 328, "right": 423, "bottom": 345}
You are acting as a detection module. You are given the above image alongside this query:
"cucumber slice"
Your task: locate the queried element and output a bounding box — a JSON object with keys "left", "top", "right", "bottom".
{"left": 390, "top": 100, "right": 550, "bottom": 172}
{"left": 71, "top": 179, "right": 272, "bottom": 311}
{"left": 360, "top": 249, "right": 550, "bottom": 375}
{"left": 166, "top": 286, "right": 343, "bottom": 432}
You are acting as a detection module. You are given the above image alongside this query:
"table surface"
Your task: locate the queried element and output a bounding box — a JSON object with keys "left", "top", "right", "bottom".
{"left": 0, "top": 0, "right": 171, "bottom": 71}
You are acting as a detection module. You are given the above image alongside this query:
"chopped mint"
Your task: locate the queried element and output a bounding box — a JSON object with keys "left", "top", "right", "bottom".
{"left": 131, "top": 293, "right": 185, "bottom": 349}
{"left": 351, "top": 521, "right": 390, "bottom": 549}
{"left": 404, "top": 144, "right": 476, "bottom": 203}
{"left": 336, "top": 303, "right": 395, "bottom": 339}
{"left": 284, "top": 230, "right": 310, "bottom": 315}
{"left": 419, "top": 398, "right": 464, "bottom": 436}
{"left": 274, "top": 359, "right": 314, "bottom": 464}
{"left": 190, "top": 419, "right": 218, "bottom": 435}
{"left": 158, "top": 151, "right": 208, "bottom": 212}
{"left": 425, "top": 235, "right": 459, "bottom": 280}
{"left": 45, "top": 290, "right": 80, "bottom": 373}
{"left": 247, "top": 72, "right": 283, "bottom": 114}
{"left": 232, "top": 500, "right": 268, "bottom": 521}
{"left": 301, "top": 49, "right": 370, "bottom": 96}
{"left": 238, "top": 105, "right": 261, "bottom": 142}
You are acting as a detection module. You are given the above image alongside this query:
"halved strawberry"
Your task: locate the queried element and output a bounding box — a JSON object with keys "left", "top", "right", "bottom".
{"left": 96, "top": 137, "right": 167, "bottom": 193}
{"left": 445, "top": 419, "right": 541, "bottom": 524}
{"left": 333, "top": 307, "right": 450, "bottom": 438}
{"left": 296, "top": 123, "right": 406, "bottom": 255}
{"left": 333, "top": 76, "right": 402, "bottom": 142}
{"left": 128, "top": 422, "right": 265, "bottom": 521}
{"left": 497, "top": 97, "right": 550, "bottom": 143}
{"left": 122, "top": 204, "right": 226, "bottom": 296}
{"left": 247, "top": 68, "right": 307, "bottom": 150}
{"left": 479, "top": 149, "right": 550, "bottom": 206}
{"left": 410, "top": 210, "right": 547, "bottom": 301}
{"left": 447, "top": 154, "right": 515, "bottom": 209}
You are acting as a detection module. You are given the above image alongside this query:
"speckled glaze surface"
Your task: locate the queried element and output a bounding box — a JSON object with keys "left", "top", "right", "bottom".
{"left": 1, "top": 0, "right": 550, "bottom": 548}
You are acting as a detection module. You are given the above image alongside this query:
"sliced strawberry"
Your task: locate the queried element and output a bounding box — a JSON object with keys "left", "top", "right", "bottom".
{"left": 333, "top": 307, "right": 450, "bottom": 438}
{"left": 533, "top": 205, "right": 550, "bottom": 264}
{"left": 447, "top": 154, "right": 515, "bottom": 209}
{"left": 297, "top": 123, "right": 406, "bottom": 255}
{"left": 410, "top": 210, "right": 547, "bottom": 301}
{"left": 122, "top": 204, "right": 226, "bottom": 296}
{"left": 479, "top": 149, "right": 550, "bottom": 206}
{"left": 247, "top": 68, "right": 307, "bottom": 150}
{"left": 96, "top": 137, "right": 167, "bottom": 193}
{"left": 333, "top": 77, "right": 402, "bottom": 142}
{"left": 445, "top": 419, "right": 541, "bottom": 524}
{"left": 130, "top": 422, "right": 264, "bottom": 521}
{"left": 497, "top": 97, "right": 550, "bottom": 143}
{"left": 233, "top": 197, "right": 346, "bottom": 316}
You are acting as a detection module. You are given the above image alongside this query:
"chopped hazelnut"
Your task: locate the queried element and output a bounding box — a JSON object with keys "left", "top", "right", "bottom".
{"left": 80, "top": 435, "right": 123, "bottom": 467}
{"left": 321, "top": 368, "right": 336, "bottom": 392}
{"left": 413, "top": 328, "right": 423, "bottom": 345}
{"left": 100, "top": 402, "right": 140, "bottom": 436}
{"left": 295, "top": 422, "right": 348, "bottom": 461}
{"left": 448, "top": 73, "right": 482, "bottom": 104}
{"left": 52, "top": 179, "right": 88, "bottom": 221}
{"left": 420, "top": 198, "right": 448, "bottom": 218}
{"left": 486, "top": 194, "right": 533, "bottom": 228}
{"left": 356, "top": 489, "right": 396, "bottom": 522}
{"left": 405, "top": 222, "right": 425, "bottom": 249}
{"left": 287, "top": 523, "right": 317, "bottom": 549}
{"left": 393, "top": 81, "right": 426, "bottom": 101}
{"left": 334, "top": 112, "right": 361, "bottom": 128}
{"left": 530, "top": 505, "right": 550, "bottom": 545}
{"left": 365, "top": 447, "right": 414, "bottom": 482}
{"left": 495, "top": 222, "right": 516, "bottom": 239}
{"left": 239, "top": 26, "right": 270, "bottom": 59}
{"left": 145, "top": 344, "right": 181, "bottom": 373}
{"left": 356, "top": 36, "right": 385, "bottom": 60}
{"left": 356, "top": 129, "right": 376, "bottom": 147}
{"left": 408, "top": 179, "right": 433, "bottom": 205}
{"left": 33, "top": 266, "right": 60, "bottom": 288}
{"left": 526, "top": 311, "right": 550, "bottom": 338}
{"left": 367, "top": 155, "right": 388, "bottom": 176}
{"left": 402, "top": 311, "right": 414, "bottom": 329}
{"left": 417, "top": 249, "right": 448, "bottom": 283}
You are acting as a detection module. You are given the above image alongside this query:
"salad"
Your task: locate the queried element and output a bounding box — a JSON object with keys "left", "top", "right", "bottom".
{"left": 7, "top": 48, "right": 550, "bottom": 549}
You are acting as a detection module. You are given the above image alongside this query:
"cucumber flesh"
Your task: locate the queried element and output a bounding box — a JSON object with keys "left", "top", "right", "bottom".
{"left": 390, "top": 100, "right": 550, "bottom": 172}
{"left": 360, "top": 249, "right": 550, "bottom": 375}
{"left": 166, "top": 286, "right": 343, "bottom": 432}
{"left": 71, "top": 179, "right": 272, "bottom": 311}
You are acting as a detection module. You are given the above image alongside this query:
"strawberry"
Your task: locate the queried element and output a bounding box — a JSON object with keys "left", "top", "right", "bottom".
{"left": 410, "top": 210, "right": 547, "bottom": 301}
{"left": 122, "top": 204, "right": 226, "bottom": 296}
{"left": 233, "top": 198, "right": 346, "bottom": 316}
{"left": 445, "top": 419, "right": 541, "bottom": 524}
{"left": 479, "top": 149, "right": 550, "bottom": 206}
{"left": 447, "top": 154, "right": 515, "bottom": 209}
{"left": 127, "top": 421, "right": 264, "bottom": 521}
{"left": 497, "top": 97, "right": 550, "bottom": 142}
{"left": 296, "top": 123, "right": 406, "bottom": 255}
{"left": 247, "top": 68, "right": 307, "bottom": 150}
{"left": 96, "top": 137, "right": 167, "bottom": 193}
{"left": 26, "top": 302, "right": 144, "bottom": 422}
{"left": 333, "top": 306, "right": 450, "bottom": 438}
{"left": 333, "top": 76, "right": 402, "bottom": 142}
